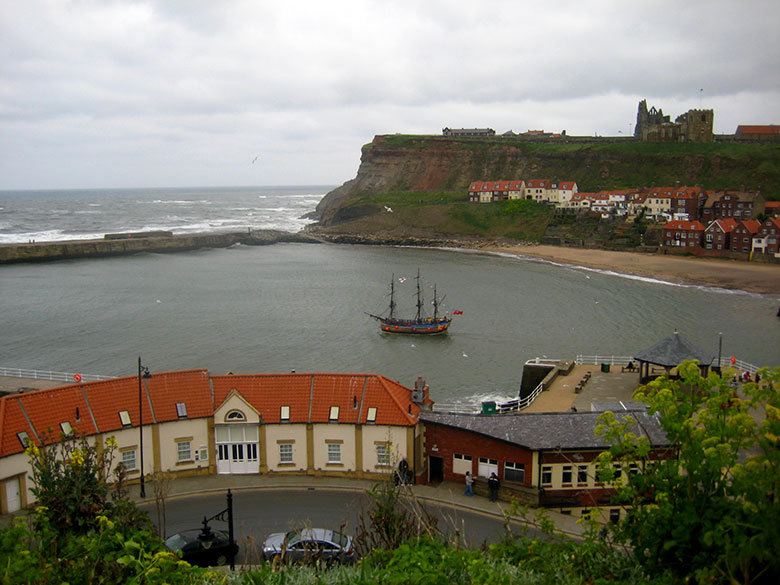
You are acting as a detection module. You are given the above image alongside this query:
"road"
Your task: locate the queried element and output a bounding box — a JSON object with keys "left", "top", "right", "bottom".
{"left": 140, "top": 487, "right": 543, "bottom": 563}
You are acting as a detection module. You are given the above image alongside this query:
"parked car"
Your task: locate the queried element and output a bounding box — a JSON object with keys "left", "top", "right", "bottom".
{"left": 164, "top": 527, "right": 239, "bottom": 567}
{"left": 262, "top": 528, "right": 355, "bottom": 565}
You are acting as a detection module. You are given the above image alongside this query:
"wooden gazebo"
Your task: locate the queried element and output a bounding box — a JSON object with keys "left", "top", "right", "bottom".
{"left": 634, "top": 331, "right": 714, "bottom": 383}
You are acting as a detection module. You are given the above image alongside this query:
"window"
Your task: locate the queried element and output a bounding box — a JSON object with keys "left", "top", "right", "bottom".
{"left": 16, "top": 431, "right": 31, "bottom": 448}
{"left": 542, "top": 465, "right": 552, "bottom": 486}
{"left": 376, "top": 443, "right": 390, "bottom": 466}
{"left": 119, "top": 410, "right": 131, "bottom": 427}
{"left": 366, "top": 407, "right": 377, "bottom": 423}
{"left": 121, "top": 449, "right": 137, "bottom": 471}
{"left": 199, "top": 446, "right": 208, "bottom": 461}
{"left": 610, "top": 509, "right": 621, "bottom": 523}
{"left": 280, "top": 406, "right": 290, "bottom": 422}
{"left": 577, "top": 465, "right": 588, "bottom": 485}
{"left": 177, "top": 440, "right": 192, "bottom": 462}
{"left": 327, "top": 443, "right": 341, "bottom": 463}
{"left": 279, "top": 443, "right": 293, "bottom": 463}
{"left": 176, "top": 402, "right": 188, "bottom": 418}
{"left": 561, "top": 465, "right": 573, "bottom": 485}
{"left": 478, "top": 457, "right": 498, "bottom": 478}
{"left": 60, "top": 421, "right": 73, "bottom": 436}
{"left": 504, "top": 461, "right": 525, "bottom": 483}
{"left": 453, "top": 453, "right": 472, "bottom": 475}
{"left": 613, "top": 463, "right": 622, "bottom": 479}
{"left": 329, "top": 406, "right": 340, "bottom": 422}
{"left": 226, "top": 410, "right": 245, "bottom": 421}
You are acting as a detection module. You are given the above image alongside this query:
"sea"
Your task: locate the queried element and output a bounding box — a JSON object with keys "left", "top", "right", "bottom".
{"left": 1, "top": 186, "right": 778, "bottom": 409}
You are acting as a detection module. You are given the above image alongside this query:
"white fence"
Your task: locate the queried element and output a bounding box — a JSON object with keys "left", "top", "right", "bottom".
{"left": 576, "top": 355, "right": 633, "bottom": 366}
{"left": 0, "top": 367, "right": 114, "bottom": 384}
{"left": 577, "top": 355, "right": 761, "bottom": 375}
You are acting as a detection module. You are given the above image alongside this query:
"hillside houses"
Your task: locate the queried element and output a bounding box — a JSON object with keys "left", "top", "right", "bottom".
{"left": 467, "top": 178, "right": 777, "bottom": 258}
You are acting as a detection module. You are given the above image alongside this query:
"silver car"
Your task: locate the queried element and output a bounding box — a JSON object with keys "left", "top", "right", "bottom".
{"left": 262, "top": 528, "right": 355, "bottom": 565}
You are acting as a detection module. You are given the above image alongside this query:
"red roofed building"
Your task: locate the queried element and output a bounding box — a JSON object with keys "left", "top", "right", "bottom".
{"left": 765, "top": 201, "right": 780, "bottom": 217}
{"left": 730, "top": 220, "right": 761, "bottom": 253}
{"left": 468, "top": 180, "right": 525, "bottom": 202}
{"left": 735, "top": 125, "right": 780, "bottom": 140}
{"left": 670, "top": 186, "right": 704, "bottom": 220}
{"left": 661, "top": 220, "right": 706, "bottom": 249}
{"left": 0, "top": 369, "right": 427, "bottom": 513}
{"left": 752, "top": 217, "right": 780, "bottom": 257}
{"left": 525, "top": 179, "right": 551, "bottom": 202}
{"left": 704, "top": 218, "right": 738, "bottom": 251}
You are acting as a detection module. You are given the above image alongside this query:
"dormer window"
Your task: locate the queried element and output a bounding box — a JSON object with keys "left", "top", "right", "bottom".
{"left": 225, "top": 410, "right": 246, "bottom": 422}
{"left": 366, "top": 407, "right": 377, "bottom": 423}
{"left": 60, "top": 421, "right": 73, "bottom": 436}
{"left": 175, "top": 402, "right": 188, "bottom": 418}
{"left": 17, "top": 431, "right": 31, "bottom": 448}
{"left": 280, "top": 406, "right": 290, "bottom": 422}
{"left": 119, "top": 410, "right": 131, "bottom": 427}
{"left": 329, "top": 406, "right": 340, "bottom": 422}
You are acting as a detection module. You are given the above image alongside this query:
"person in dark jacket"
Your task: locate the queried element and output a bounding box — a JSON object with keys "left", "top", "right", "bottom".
{"left": 488, "top": 472, "right": 500, "bottom": 502}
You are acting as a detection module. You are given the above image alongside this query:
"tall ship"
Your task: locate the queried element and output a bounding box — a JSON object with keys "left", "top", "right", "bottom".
{"left": 368, "top": 270, "right": 452, "bottom": 335}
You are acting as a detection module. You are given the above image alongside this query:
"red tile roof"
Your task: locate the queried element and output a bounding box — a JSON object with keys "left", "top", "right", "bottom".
{"left": 0, "top": 370, "right": 420, "bottom": 457}
{"left": 662, "top": 220, "right": 706, "bottom": 231}
{"left": 707, "top": 218, "right": 738, "bottom": 232}
{"left": 735, "top": 219, "right": 761, "bottom": 234}
{"left": 211, "top": 373, "right": 418, "bottom": 426}
{"left": 736, "top": 125, "right": 780, "bottom": 136}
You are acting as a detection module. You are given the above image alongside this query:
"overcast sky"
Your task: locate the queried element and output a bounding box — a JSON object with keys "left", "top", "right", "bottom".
{"left": 1, "top": 1, "right": 779, "bottom": 190}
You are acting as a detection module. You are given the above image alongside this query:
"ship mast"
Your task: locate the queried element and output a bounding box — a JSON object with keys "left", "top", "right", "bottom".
{"left": 389, "top": 274, "right": 396, "bottom": 319}
{"left": 415, "top": 268, "right": 423, "bottom": 322}
{"left": 433, "top": 284, "right": 439, "bottom": 320}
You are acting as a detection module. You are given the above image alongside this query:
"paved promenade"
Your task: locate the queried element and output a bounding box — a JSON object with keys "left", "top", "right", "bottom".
{"left": 523, "top": 364, "right": 639, "bottom": 413}
{"left": 132, "top": 474, "right": 586, "bottom": 539}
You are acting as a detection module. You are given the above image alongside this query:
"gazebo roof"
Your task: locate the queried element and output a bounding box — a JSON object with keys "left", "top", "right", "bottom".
{"left": 634, "top": 332, "right": 713, "bottom": 368}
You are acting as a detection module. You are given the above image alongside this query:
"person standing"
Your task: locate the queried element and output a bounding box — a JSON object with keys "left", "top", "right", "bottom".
{"left": 464, "top": 471, "right": 474, "bottom": 496}
{"left": 488, "top": 472, "right": 500, "bottom": 502}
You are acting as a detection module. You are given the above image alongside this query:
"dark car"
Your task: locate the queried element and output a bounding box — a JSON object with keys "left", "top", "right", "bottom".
{"left": 262, "top": 528, "right": 355, "bottom": 565}
{"left": 164, "top": 528, "right": 238, "bottom": 567}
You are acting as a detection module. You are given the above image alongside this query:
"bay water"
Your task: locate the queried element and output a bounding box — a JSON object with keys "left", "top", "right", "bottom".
{"left": 1, "top": 187, "right": 778, "bottom": 408}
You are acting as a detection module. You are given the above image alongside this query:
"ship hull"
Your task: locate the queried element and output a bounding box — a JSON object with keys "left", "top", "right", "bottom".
{"left": 378, "top": 318, "right": 451, "bottom": 335}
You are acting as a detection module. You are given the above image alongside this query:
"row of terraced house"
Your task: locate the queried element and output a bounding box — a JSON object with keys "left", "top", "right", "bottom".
{"left": 469, "top": 180, "right": 780, "bottom": 258}
{"left": 0, "top": 369, "right": 670, "bottom": 522}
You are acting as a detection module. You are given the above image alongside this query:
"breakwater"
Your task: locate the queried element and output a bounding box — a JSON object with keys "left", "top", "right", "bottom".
{"left": 0, "top": 230, "right": 321, "bottom": 264}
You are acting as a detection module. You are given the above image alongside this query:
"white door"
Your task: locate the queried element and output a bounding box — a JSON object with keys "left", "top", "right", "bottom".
{"left": 215, "top": 424, "right": 260, "bottom": 474}
{"left": 5, "top": 477, "right": 21, "bottom": 513}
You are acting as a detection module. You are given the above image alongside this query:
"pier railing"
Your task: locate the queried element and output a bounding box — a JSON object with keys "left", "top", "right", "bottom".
{"left": 576, "top": 355, "right": 761, "bottom": 375}
{"left": 576, "top": 355, "right": 633, "bottom": 366}
{"left": 0, "top": 367, "right": 114, "bottom": 384}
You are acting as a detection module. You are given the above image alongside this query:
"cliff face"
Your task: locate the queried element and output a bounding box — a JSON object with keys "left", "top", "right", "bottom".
{"left": 314, "top": 135, "right": 780, "bottom": 226}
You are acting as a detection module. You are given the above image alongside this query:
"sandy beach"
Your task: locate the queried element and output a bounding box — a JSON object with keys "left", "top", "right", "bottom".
{"left": 483, "top": 244, "right": 780, "bottom": 295}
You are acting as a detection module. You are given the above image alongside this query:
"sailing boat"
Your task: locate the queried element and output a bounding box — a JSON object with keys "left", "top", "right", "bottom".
{"left": 368, "top": 270, "right": 452, "bottom": 334}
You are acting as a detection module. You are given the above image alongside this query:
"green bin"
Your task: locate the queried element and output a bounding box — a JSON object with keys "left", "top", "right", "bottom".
{"left": 481, "top": 401, "right": 497, "bottom": 414}
{"left": 601, "top": 363, "right": 610, "bottom": 373}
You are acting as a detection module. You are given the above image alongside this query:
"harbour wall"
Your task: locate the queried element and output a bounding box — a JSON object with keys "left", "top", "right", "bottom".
{"left": 0, "top": 230, "right": 322, "bottom": 265}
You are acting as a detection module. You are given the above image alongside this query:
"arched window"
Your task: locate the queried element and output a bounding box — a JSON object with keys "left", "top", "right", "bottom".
{"left": 225, "top": 410, "right": 246, "bottom": 422}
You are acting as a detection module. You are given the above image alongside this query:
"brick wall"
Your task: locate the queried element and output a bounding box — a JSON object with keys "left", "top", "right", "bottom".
{"left": 423, "top": 422, "right": 534, "bottom": 485}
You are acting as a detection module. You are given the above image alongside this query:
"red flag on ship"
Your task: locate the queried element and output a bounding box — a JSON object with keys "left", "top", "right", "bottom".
{"left": 453, "top": 310, "right": 463, "bottom": 315}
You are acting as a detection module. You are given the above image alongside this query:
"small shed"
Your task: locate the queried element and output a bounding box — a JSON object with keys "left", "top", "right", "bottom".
{"left": 634, "top": 331, "right": 713, "bottom": 382}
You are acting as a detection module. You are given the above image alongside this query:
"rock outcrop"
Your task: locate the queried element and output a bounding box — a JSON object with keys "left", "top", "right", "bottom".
{"left": 313, "top": 135, "right": 780, "bottom": 227}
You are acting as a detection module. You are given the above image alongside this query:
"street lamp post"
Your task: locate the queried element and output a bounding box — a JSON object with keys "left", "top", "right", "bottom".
{"left": 138, "top": 356, "right": 152, "bottom": 498}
